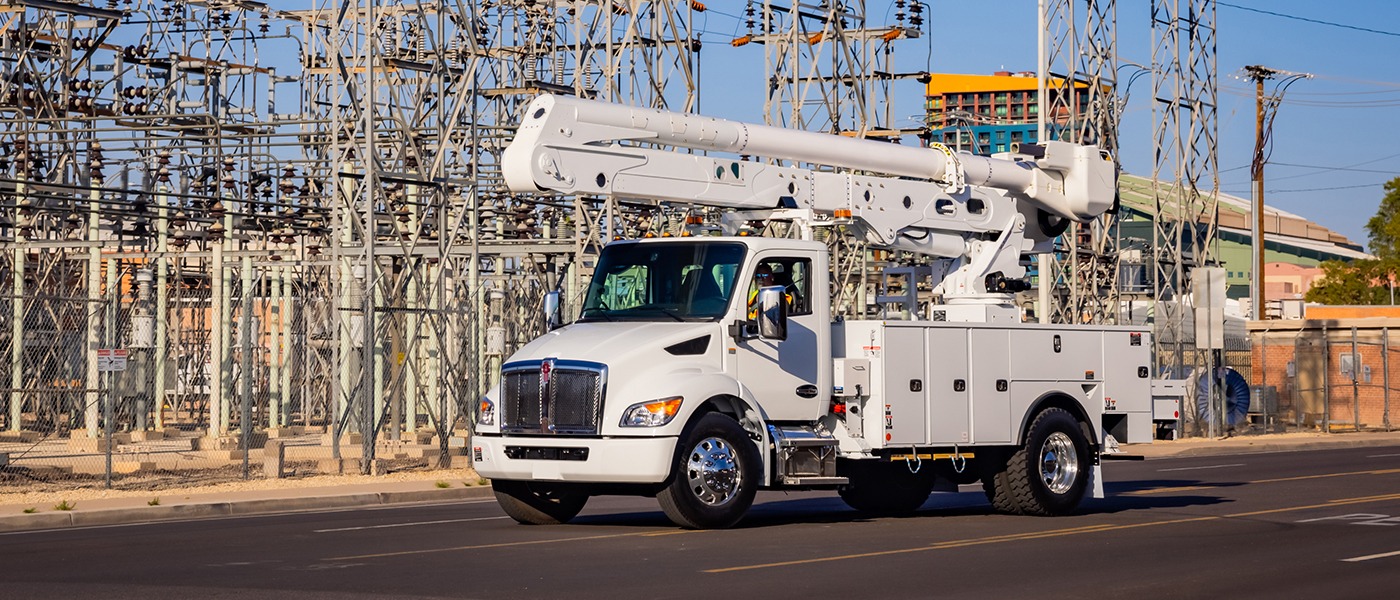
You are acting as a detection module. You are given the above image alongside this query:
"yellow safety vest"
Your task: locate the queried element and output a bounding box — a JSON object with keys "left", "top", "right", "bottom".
{"left": 747, "top": 288, "right": 793, "bottom": 320}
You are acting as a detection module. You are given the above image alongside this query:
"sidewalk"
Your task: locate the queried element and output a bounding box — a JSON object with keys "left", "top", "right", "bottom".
{"left": 1124, "top": 430, "right": 1400, "bottom": 459}
{"left": 0, "top": 475, "right": 494, "bottom": 533}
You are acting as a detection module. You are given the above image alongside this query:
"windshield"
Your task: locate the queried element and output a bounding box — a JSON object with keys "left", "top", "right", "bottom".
{"left": 580, "top": 242, "right": 746, "bottom": 322}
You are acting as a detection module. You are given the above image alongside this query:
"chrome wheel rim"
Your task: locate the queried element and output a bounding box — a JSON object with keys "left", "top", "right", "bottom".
{"left": 686, "top": 437, "right": 740, "bottom": 506}
{"left": 1039, "top": 431, "right": 1079, "bottom": 495}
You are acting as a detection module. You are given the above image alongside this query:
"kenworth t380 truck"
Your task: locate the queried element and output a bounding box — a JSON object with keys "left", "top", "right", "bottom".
{"left": 472, "top": 94, "right": 1153, "bottom": 529}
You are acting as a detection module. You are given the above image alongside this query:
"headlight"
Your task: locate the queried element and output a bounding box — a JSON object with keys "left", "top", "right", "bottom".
{"left": 620, "top": 396, "right": 682, "bottom": 427}
{"left": 478, "top": 398, "right": 495, "bottom": 426}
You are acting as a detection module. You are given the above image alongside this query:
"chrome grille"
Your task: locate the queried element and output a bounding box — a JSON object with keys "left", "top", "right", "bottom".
{"left": 500, "top": 359, "right": 606, "bottom": 435}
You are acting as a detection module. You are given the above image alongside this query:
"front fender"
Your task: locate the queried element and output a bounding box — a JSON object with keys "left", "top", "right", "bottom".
{"left": 607, "top": 372, "right": 744, "bottom": 437}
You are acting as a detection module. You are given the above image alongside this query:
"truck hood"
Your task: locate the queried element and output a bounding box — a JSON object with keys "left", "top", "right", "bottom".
{"left": 507, "top": 321, "right": 718, "bottom": 366}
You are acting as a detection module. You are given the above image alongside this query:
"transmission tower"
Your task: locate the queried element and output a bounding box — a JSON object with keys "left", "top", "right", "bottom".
{"left": 1150, "top": 0, "right": 1219, "bottom": 378}
{"left": 1040, "top": 0, "right": 1120, "bottom": 325}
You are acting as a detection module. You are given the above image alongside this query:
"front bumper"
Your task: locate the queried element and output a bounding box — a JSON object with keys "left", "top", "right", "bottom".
{"left": 472, "top": 435, "right": 678, "bottom": 484}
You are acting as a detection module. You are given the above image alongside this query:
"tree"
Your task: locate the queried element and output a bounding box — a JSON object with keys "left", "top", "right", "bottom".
{"left": 1304, "top": 177, "right": 1400, "bottom": 305}
{"left": 1304, "top": 259, "right": 1394, "bottom": 305}
{"left": 1365, "top": 177, "right": 1400, "bottom": 259}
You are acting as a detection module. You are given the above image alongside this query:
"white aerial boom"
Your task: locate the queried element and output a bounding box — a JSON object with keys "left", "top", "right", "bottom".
{"left": 503, "top": 94, "right": 1116, "bottom": 301}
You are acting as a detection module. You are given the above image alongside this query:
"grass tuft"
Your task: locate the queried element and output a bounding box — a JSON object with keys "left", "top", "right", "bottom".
{"left": 434, "top": 480, "right": 450, "bottom": 489}
{"left": 22, "top": 507, "right": 36, "bottom": 514}
{"left": 53, "top": 500, "right": 75, "bottom": 511}
{"left": 148, "top": 497, "right": 160, "bottom": 506}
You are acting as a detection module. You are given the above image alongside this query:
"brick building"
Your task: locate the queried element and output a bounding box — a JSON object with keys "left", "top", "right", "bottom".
{"left": 1249, "top": 318, "right": 1398, "bottom": 431}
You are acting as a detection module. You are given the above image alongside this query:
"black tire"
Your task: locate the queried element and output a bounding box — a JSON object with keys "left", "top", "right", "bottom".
{"left": 980, "top": 449, "right": 1020, "bottom": 514}
{"left": 983, "top": 408, "right": 1090, "bottom": 516}
{"left": 838, "top": 458, "right": 936, "bottom": 512}
{"left": 657, "top": 413, "right": 760, "bottom": 529}
{"left": 493, "top": 480, "right": 589, "bottom": 525}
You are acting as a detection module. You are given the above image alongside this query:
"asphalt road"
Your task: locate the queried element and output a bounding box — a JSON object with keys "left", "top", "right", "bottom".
{"left": 4, "top": 446, "right": 1400, "bottom": 599}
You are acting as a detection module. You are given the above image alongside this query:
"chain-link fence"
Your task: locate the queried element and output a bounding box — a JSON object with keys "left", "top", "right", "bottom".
{"left": 0, "top": 251, "right": 551, "bottom": 495}
{"left": 1252, "top": 323, "right": 1396, "bottom": 435}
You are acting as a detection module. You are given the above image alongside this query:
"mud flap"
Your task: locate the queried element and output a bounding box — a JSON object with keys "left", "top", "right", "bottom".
{"left": 1090, "top": 464, "right": 1104, "bottom": 499}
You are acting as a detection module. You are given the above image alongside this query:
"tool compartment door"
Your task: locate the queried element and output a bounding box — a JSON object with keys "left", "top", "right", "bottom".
{"left": 882, "top": 326, "right": 927, "bottom": 445}
{"left": 971, "top": 329, "right": 1012, "bottom": 444}
{"left": 927, "top": 326, "right": 969, "bottom": 444}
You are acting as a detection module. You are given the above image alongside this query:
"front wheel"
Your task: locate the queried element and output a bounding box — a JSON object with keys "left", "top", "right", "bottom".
{"left": 657, "top": 413, "right": 760, "bottom": 529}
{"left": 982, "top": 407, "right": 1091, "bottom": 516}
{"left": 494, "top": 480, "right": 589, "bottom": 525}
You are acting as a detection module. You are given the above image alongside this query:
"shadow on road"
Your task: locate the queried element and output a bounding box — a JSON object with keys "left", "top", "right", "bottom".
{"left": 565, "top": 483, "right": 1232, "bottom": 529}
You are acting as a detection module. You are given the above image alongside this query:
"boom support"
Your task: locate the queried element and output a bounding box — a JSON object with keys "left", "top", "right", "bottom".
{"left": 503, "top": 94, "right": 1116, "bottom": 305}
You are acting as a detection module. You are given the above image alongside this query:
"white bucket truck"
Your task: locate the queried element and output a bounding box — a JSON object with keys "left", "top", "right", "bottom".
{"left": 472, "top": 95, "right": 1153, "bottom": 529}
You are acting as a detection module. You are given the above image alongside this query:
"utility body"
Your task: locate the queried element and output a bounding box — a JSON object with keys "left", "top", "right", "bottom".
{"left": 473, "top": 95, "right": 1156, "bottom": 529}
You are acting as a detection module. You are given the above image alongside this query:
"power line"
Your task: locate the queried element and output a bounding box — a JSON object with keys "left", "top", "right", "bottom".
{"left": 1270, "top": 162, "right": 1400, "bottom": 176}
{"left": 1263, "top": 152, "right": 1400, "bottom": 183}
{"left": 1223, "top": 182, "right": 1386, "bottom": 194}
{"left": 1218, "top": 2, "right": 1400, "bottom": 38}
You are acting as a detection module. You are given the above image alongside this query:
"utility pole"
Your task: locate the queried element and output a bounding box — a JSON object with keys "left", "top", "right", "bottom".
{"left": 1242, "top": 65, "right": 1310, "bottom": 321}
{"left": 1243, "top": 65, "right": 1277, "bottom": 322}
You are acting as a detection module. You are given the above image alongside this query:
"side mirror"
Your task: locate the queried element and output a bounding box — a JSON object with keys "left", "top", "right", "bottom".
{"left": 756, "top": 286, "right": 788, "bottom": 341}
{"left": 543, "top": 291, "right": 563, "bottom": 330}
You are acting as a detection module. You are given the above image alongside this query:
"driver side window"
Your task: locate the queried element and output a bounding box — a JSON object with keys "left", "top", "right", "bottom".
{"left": 751, "top": 257, "right": 812, "bottom": 316}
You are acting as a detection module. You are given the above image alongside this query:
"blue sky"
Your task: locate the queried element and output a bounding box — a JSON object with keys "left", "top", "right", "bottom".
{"left": 694, "top": 1, "right": 1400, "bottom": 247}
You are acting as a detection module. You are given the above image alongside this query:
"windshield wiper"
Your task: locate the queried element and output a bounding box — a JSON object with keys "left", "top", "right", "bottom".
{"left": 636, "top": 306, "right": 686, "bottom": 322}
{"left": 579, "top": 307, "right": 615, "bottom": 322}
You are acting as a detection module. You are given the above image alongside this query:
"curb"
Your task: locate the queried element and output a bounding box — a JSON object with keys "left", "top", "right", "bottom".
{"left": 1132, "top": 436, "right": 1400, "bottom": 460}
{"left": 0, "top": 485, "right": 495, "bottom": 533}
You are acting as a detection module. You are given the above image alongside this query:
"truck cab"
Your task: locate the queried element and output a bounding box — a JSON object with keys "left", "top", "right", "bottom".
{"left": 474, "top": 238, "right": 830, "bottom": 521}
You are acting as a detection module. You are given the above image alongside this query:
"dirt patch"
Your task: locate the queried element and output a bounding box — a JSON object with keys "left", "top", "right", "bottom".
{"left": 0, "top": 464, "right": 484, "bottom": 509}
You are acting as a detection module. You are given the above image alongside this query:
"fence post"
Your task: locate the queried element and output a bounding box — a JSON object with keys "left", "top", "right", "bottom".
{"left": 269, "top": 264, "right": 281, "bottom": 429}
{"left": 1323, "top": 323, "right": 1331, "bottom": 433}
{"left": 1385, "top": 326, "right": 1392, "bottom": 432}
{"left": 86, "top": 222, "right": 101, "bottom": 438}
{"left": 103, "top": 257, "right": 117, "bottom": 486}
{"left": 211, "top": 242, "right": 223, "bottom": 435}
{"left": 1352, "top": 326, "right": 1361, "bottom": 431}
{"left": 281, "top": 270, "right": 292, "bottom": 426}
{"left": 10, "top": 246, "right": 23, "bottom": 433}
{"left": 1261, "top": 329, "right": 1269, "bottom": 432}
{"left": 240, "top": 255, "right": 253, "bottom": 480}
{"left": 155, "top": 186, "right": 168, "bottom": 431}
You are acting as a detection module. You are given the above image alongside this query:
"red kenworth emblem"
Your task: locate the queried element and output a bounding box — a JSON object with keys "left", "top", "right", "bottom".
{"left": 539, "top": 358, "right": 555, "bottom": 432}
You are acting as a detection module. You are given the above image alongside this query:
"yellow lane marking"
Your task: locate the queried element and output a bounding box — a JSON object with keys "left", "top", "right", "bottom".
{"left": 703, "top": 518, "right": 1216, "bottom": 573}
{"left": 1125, "top": 467, "right": 1400, "bottom": 496}
{"left": 1329, "top": 493, "right": 1400, "bottom": 504}
{"left": 704, "top": 493, "right": 1400, "bottom": 573}
{"left": 1251, "top": 468, "right": 1400, "bottom": 485}
{"left": 326, "top": 530, "right": 671, "bottom": 561}
{"left": 1227, "top": 493, "right": 1400, "bottom": 518}
{"left": 644, "top": 530, "right": 707, "bottom": 537}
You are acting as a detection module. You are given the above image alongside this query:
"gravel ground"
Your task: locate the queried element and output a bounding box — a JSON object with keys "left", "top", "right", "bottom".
{"left": 0, "top": 466, "right": 484, "bottom": 510}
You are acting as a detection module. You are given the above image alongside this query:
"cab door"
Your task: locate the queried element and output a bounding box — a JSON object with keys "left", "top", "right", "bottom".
{"left": 734, "top": 251, "right": 827, "bottom": 421}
